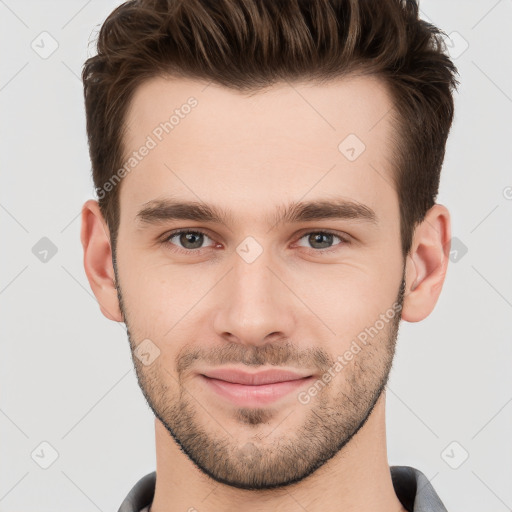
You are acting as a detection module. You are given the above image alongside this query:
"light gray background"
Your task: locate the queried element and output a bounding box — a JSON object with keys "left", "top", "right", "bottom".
{"left": 1, "top": 1, "right": 511, "bottom": 510}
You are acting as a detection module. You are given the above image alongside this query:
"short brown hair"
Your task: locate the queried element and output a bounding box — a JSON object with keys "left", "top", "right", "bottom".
{"left": 82, "top": 0, "right": 458, "bottom": 256}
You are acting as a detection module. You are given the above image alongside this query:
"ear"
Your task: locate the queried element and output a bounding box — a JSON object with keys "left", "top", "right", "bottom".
{"left": 401, "top": 204, "right": 451, "bottom": 322}
{"left": 80, "top": 199, "right": 123, "bottom": 322}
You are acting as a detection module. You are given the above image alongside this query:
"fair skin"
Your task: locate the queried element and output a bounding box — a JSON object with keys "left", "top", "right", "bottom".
{"left": 81, "top": 75, "right": 450, "bottom": 512}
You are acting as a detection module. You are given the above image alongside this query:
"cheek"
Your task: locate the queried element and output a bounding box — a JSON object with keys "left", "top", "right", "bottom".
{"left": 310, "top": 273, "right": 399, "bottom": 342}
{"left": 287, "top": 251, "right": 403, "bottom": 344}
{"left": 117, "top": 255, "right": 216, "bottom": 339}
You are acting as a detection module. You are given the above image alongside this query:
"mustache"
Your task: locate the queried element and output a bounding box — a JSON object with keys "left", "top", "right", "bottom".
{"left": 175, "top": 340, "right": 334, "bottom": 375}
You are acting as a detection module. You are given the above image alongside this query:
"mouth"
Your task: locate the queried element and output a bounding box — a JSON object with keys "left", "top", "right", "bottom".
{"left": 199, "top": 368, "right": 314, "bottom": 407}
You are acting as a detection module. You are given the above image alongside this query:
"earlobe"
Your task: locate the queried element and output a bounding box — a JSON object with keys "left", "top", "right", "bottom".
{"left": 80, "top": 199, "right": 123, "bottom": 322}
{"left": 401, "top": 204, "right": 451, "bottom": 323}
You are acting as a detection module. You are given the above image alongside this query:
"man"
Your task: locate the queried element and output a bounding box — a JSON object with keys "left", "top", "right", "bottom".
{"left": 80, "top": 0, "right": 458, "bottom": 510}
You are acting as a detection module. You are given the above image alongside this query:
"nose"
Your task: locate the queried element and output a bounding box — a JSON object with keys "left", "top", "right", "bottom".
{"left": 212, "top": 247, "right": 297, "bottom": 348}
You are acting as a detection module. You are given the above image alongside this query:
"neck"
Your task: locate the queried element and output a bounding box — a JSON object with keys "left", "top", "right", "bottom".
{"left": 150, "top": 391, "right": 406, "bottom": 512}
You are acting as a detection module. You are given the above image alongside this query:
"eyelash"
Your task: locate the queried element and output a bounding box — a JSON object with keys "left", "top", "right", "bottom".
{"left": 161, "top": 229, "right": 350, "bottom": 255}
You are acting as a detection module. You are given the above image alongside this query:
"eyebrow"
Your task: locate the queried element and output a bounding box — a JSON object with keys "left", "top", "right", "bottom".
{"left": 135, "top": 196, "right": 377, "bottom": 229}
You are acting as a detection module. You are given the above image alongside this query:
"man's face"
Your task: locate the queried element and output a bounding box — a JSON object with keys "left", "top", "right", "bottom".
{"left": 114, "top": 75, "right": 405, "bottom": 489}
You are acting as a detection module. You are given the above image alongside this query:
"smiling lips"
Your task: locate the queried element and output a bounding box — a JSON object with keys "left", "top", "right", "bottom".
{"left": 200, "top": 368, "right": 314, "bottom": 406}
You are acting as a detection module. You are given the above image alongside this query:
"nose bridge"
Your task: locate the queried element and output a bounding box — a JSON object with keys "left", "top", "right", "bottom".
{"left": 213, "top": 246, "right": 294, "bottom": 345}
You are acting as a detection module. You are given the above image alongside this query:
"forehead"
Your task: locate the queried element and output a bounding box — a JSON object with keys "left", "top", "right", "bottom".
{"left": 120, "top": 74, "right": 398, "bottom": 228}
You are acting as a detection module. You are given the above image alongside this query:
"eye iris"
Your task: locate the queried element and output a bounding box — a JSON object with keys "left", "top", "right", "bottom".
{"left": 180, "top": 232, "right": 203, "bottom": 249}
{"left": 309, "top": 232, "right": 333, "bottom": 249}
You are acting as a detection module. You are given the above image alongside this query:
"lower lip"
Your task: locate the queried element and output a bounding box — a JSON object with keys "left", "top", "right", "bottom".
{"left": 200, "top": 375, "right": 313, "bottom": 407}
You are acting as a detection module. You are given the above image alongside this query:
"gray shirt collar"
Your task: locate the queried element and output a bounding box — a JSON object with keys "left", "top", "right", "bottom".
{"left": 118, "top": 465, "right": 447, "bottom": 512}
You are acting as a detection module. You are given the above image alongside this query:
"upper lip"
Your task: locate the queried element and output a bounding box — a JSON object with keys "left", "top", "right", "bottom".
{"left": 201, "top": 368, "right": 312, "bottom": 386}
